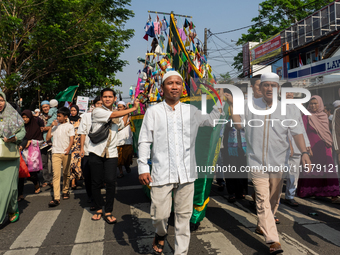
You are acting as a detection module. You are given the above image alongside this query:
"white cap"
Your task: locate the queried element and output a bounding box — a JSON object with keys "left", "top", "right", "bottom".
{"left": 261, "top": 72, "right": 279, "bottom": 84}
{"left": 333, "top": 100, "right": 340, "bottom": 108}
{"left": 50, "top": 99, "right": 58, "bottom": 108}
{"left": 117, "top": 101, "right": 126, "bottom": 107}
{"left": 162, "top": 71, "right": 183, "bottom": 84}
{"left": 34, "top": 109, "right": 40, "bottom": 112}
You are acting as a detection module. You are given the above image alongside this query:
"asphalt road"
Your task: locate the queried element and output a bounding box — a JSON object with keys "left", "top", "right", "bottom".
{"left": 1, "top": 160, "right": 340, "bottom": 255}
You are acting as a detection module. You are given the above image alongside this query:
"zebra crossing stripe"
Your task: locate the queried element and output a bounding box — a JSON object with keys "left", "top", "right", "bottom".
{"left": 302, "top": 223, "right": 340, "bottom": 247}
{"left": 130, "top": 203, "right": 172, "bottom": 254}
{"left": 195, "top": 217, "right": 218, "bottom": 233}
{"left": 293, "top": 196, "right": 340, "bottom": 220}
{"left": 9, "top": 210, "right": 60, "bottom": 250}
{"left": 75, "top": 208, "right": 105, "bottom": 244}
{"left": 4, "top": 248, "right": 39, "bottom": 255}
{"left": 277, "top": 203, "right": 340, "bottom": 247}
{"left": 277, "top": 204, "right": 320, "bottom": 224}
{"left": 196, "top": 232, "right": 243, "bottom": 255}
{"left": 70, "top": 242, "right": 104, "bottom": 255}
{"left": 211, "top": 196, "right": 318, "bottom": 255}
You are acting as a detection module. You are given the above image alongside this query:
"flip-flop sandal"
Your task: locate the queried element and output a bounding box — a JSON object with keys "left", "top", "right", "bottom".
{"left": 269, "top": 242, "right": 283, "bottom": 254}
{"left": 255, "top": 226, "right": 264, "bottom": 235}
{"left": 9, "top": 210, "right": 19, "bottom": 223}
{"left": 103, "top": 214, "right": 117, "bottom": 224}
{"left": 284, "top": 198, "right": 299, "bottom": 206}
{"left": 331, "top": 197, "right": 340, "bottom": 203}
{"left": 152, "top": 233, "right": 167, "bottom": 255}
{"left": 274, "top": 216, "right": 280, "bottom": 224}
{"left": 62, "top": 193, "right": 70, "bottom": 200}
{"left": 34, "top": 188, "right": 41, "bottom": 194}
{"left": 91, "top": 212, "right": 102, "bottom": 221}
{"left": 48, "top": 200, "right": 60, "bottom": 207}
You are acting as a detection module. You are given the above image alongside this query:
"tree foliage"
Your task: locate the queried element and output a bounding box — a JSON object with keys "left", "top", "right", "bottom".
{"left": 0, "top": 0, "right": 134, "bottom": 107}
{"left": 232, "top": 0, "right": 334, "bottom": 76}
{"left": 217, "top": 72, "right": 232, "bottom": 84}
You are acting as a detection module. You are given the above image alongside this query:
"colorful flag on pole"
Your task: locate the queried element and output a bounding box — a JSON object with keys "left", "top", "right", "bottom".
{"left": 299, "top": 54, "right": 303, "bottom": 67}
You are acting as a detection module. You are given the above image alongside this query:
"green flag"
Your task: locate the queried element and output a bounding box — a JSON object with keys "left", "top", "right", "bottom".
{"left": 55, "top": 85, "right": 78, "bottom": 102}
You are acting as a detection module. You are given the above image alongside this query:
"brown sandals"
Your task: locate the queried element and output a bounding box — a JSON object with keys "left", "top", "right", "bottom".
{"left": 269, "top": 242, "right": 283, "bottom": 254}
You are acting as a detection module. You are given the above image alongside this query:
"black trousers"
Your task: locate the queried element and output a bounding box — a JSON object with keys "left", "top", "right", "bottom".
{"left": 41, "top": 146, "right": 53, "bottom": 184}
{"left": 82, "top": 156, "right": 92, "bottom": 198}
{"left": 89, "top": 153, "right": 117, "bottom": 213}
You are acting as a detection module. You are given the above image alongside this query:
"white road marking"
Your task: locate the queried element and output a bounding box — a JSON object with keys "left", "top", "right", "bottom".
{"left": 211, "top": 196, "right": 317, "bottom": 254}
{"left": 75, "top": 208, "right": 105, "bottom": 244}
{"left": 10, "top": 210, "right": 60, "bottom": 249}
{"left": 130, "top": 203, "right": 172, "bottom": 254}
{"left": 197, "top": 232, "right": 242, "bottom": 255}
{"left": 304, "top": 223, "right": 340, "bottom": 247}
{"left": 70, "top": 242, "right": 104, "bottom": 255}
{"left": 4, "top": 248, "right": 39, "bottom": 255}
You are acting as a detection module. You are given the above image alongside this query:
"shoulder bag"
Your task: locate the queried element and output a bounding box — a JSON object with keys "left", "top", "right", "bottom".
{"left": 0, "top": 138, "right": 20, "bottom": 160}
{"left": 88, "top": 111, "right": 112, "bottom": 144}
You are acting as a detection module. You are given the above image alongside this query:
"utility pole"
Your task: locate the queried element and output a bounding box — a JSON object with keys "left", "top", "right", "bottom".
{"left": 204, "top": 28, "right": 208, "bottom": 56}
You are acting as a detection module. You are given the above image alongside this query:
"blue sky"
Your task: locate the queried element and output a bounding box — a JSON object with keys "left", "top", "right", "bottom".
{"left": 116, "top": 0, "right": 264, "bottom": 99}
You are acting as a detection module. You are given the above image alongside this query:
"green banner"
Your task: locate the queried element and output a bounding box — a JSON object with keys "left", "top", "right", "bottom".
{"left": 55, "top": 85, "right": 78, "bottom": 102}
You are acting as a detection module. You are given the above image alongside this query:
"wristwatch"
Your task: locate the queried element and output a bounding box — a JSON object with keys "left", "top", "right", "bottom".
{"left": 301, "top": 151, "right": 310, "bottom": 156}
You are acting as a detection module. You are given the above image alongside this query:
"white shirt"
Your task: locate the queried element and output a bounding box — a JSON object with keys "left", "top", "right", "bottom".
{"left": 117, "top": 116, "right": 133, "bottom": 146}
{"left": 51, "top": 122, "right": 75, "bottom": 154}
{"left": 138, "top": 101, "right": 224, "bottom": 186}
{"left": 88, "top": 106, "right": 123, "bottom": 158}
{"left": 165, "top": 102, "right": 186, "bottom": 184}
{"left": 77, "top": 112, "right": 91, "bottom": 156}
{"left": 241, "top": 98, "right": 304, "bottom": 170}
{"left": 288, "top": 105, "right": 310, "bottom": 156}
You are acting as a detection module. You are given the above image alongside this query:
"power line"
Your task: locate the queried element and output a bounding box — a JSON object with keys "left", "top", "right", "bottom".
{"left": 210, "top": 0, "right": 324, "bottom": 36}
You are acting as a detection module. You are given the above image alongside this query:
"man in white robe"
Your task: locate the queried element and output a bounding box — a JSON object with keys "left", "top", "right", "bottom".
{"left": 225, "top": 73, "right": 311, "bottom": 254}
{"left": 138, "top": 71, "right": 224, "bottom": 255}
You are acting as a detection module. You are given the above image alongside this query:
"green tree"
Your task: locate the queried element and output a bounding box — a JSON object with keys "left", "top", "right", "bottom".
{"left": 0, "top": 0, "right": 134, "bottom": 106}
{"left": 218, "top": 72, "right": 233, "bottom": 84}
{"left": 232, "top": 0, "right": 333, "bottom": 76}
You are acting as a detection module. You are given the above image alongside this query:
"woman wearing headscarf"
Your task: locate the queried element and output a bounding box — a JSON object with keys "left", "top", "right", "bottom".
{"left": 0, "top": 92, "right": 26, "bottom": 224}
{"left": 69, "top": 105, "right": 82, "bottom": 189}
{"left": 297, "top": 95, "right": 340, "bottom": 203}
{"left": 17, "top": 110, "right": 44, "bottom": 201}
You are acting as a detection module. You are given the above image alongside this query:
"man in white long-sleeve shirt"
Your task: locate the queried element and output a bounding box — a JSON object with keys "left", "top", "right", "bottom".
{"left": 225, "top": 73, "right": 311, "bottom": 254}
{"left": 138, "top": 71, "right": 224, "bottom": 255}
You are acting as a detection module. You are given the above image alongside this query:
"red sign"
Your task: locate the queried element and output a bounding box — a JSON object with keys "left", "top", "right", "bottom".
{"left": 252, "top": 35, "right": 281, "bottom": 60}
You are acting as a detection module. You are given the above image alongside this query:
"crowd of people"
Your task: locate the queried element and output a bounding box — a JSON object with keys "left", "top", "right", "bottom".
{"left": 1, "top": 70, "right": 340, "bottom": 255}
{"left": 0, "top": 90, "right": 137, "bottom": 224}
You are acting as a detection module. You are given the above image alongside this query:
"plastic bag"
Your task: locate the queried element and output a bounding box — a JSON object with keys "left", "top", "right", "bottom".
{"left": 27, "top": 140, "right": 43, "bottom": 172}
{"left": 19, "top": 154, "right": 30, "bottom": 178}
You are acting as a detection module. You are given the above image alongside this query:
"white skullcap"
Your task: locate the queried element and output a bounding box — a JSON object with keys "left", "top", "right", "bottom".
{"left": 34, "top": 109, "right": 40, "bottom": 112}
{"left": 50, "top": 99, "right": 58, "bottom": 108}
{"left": 333, "top": 100, "right": 340, "bottom": 108}
{"left": 261, "top": 72, "right": 279, "bottom": 84}
{"left": 117, "top": 101, "right": 126, "bottom": 106}
{"left": 162, "top": 71, "right": 183, "bottom": 84}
